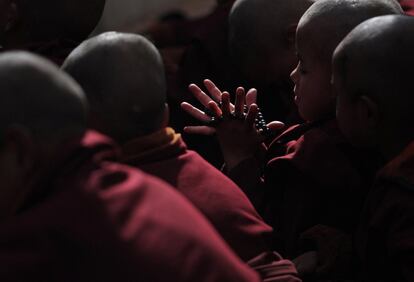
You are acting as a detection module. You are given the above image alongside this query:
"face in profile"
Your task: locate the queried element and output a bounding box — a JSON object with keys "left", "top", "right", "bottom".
{"left": 290, "top": 31, "right": 335, "bottom": 122}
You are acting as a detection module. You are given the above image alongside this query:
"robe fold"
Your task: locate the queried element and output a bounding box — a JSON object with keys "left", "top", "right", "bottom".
{"left": 228, "top": 119, "right": 381, "bottom": 279}
{"left": 122, "top": 128, "right": 273, "bottom": 262}
{"left": 356, "top": 141, "right": 414, "bottom": 282}
{"left": 0, "top": 130, "right": 261, "bottom": 282}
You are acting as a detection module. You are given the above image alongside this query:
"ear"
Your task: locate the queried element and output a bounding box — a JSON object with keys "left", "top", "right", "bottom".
{"left": 4, "top": 125, "right": 36, "bottom": 172}
{"left": 358, "top": 95, "right": 379, "bottom": 129}
{"left": 4, "top": 1, "right": 19, "bottom": 32}
{"left": 285, "top": 24, "right": 298, "bottom": 48}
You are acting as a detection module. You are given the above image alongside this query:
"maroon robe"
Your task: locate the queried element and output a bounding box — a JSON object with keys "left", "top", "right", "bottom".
{"left": 399, "top": 0, "right": 414, "bottom": 16}
{"left": 0, "top": 131, "right": 260, "bottom": 282}
{"left": 228, "top": 119, "right": 381, "bottom": 278}
{"left": 121, "top": 128, "right": 273, "bottom": 261}
{"left": 356, "top": 141, "right": 414, "bottom": 282}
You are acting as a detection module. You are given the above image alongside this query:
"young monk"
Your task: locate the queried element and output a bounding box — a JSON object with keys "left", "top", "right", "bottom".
{"left": 62, "top": 32, "right": 302, "bottom": 281}
{"left": 0, "top": 51, "right": 265, "bottom": 282}
{"left": 0, "top": 0, "right": 106, "bottom": 64}
{"left": 333, "top": 14, "right": 414, "bottom": 282}
{"left": 182, "top": 0, "right": 403, "bottom": 279}
{"left": 170, "top": 0, "right": 315, "bottom": 167}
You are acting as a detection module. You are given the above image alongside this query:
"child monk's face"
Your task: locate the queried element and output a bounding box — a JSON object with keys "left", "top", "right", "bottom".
{"left": 290, "top": 29, "right": 335, "bottom": 122}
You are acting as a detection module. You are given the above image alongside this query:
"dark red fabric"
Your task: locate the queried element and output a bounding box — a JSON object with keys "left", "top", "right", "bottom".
{"left": 400, "top": 0, "right": 414, "bottom": 16}
{"left": 0, "top": 131, "right": 260, "bottom": 282}
{"left": 356, "top": 141, "right": 414, "bottom": 282}
{"left": 122, "top": 136, "right": 274, "bottom": 262}
{"left": 264, "top": 120, "right": 380, "bottom": 259}
{"left": 229, "top": 119, "right": 381, "bottom": 279}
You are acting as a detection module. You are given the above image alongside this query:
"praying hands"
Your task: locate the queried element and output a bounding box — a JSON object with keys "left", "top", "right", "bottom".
{"left": 181, "top": 79, "right": 285, "bottom": 170}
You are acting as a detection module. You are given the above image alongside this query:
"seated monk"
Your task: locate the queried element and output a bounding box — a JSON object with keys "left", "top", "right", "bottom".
{"left": 182, "top": 0, "right": 403, "bottom": 280}
{"left": 333, "top": 15, "right": 414, "bottom": 282}
{"left": 169, "top": 0, "right": 314, "bottom": 167}
{"left": 0, "top": 0, "right": 106, "bottom": 65}
{"left": 0, "top": 51, "right": 266, "bottom": 282}
{"left": 62, "top": 32, "right": 301, "bottom": 281}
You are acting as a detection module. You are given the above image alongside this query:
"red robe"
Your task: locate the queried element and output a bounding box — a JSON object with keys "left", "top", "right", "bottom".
{"left": 399, "top": 0, "right": 414, "bottom": 16}
{"left": 0, "top": 131, "right": 260, "bottom": 282}
{"left": 356, "top": 141, "right": 414, "bottom": 282}
{"left": 121, "top": 128, "right": 273, "bottom": 261}
{"left": 228, "top": 119, "right": 381, "bottom": 278}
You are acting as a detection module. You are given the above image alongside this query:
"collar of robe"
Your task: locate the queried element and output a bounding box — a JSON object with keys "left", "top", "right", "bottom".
{"left": 121, "top": 127, "right": 186, "bottom": 166}
{"left": 18, "top": 130, "right": 119, "bottom": 213}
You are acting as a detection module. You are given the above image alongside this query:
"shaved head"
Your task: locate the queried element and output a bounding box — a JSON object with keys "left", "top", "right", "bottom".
{"left": 229, "top": 0, "right": 316, "bottom": 83}
{"left": 14, "top": 0, "right": 106, "bottom": 42}
{"left": 0, "top": 51, "right": 87, "bottom": 219}
{"left": 297, "top": 0, "right": 403, "bottom": 65}
{"left": 62, "top": 32, "right": 167, "bottom": 143}
{"left": 0, "top": 51, "right": 87, "bottom": 142}
{"left": 334, "top": 15, "right": 414, "bottom": 128}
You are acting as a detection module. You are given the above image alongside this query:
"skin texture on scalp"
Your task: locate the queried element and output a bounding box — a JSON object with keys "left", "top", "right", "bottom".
{"left": 297, "top": 0, "right": 403, "bottom": 64}
{"left": 62, "top": 32, "right": 167, "bottom": 142}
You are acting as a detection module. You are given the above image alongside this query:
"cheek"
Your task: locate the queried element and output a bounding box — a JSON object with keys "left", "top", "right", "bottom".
{"left": 0, "top": 153, "right": 23, "bottom": 217}
{"left": 296, "top": 78, "right": 332, "bottom": 121}
{"left": 337, "top": 102, "right": 369, "bottom": 147}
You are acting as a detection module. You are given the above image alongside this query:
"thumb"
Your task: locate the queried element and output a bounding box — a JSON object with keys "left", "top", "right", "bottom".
{"left": 267, "top": 121, "right": 286, "bottom": 132}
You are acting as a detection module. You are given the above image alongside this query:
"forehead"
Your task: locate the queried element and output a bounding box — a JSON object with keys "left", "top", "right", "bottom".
{"left": 295, "top": 24, "right": 323, "bottom": 62}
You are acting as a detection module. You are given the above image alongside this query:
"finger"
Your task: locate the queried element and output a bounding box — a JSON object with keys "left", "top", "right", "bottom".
{"left": 207, "top": 101, "right": 223, "bottom": 117}
{"left": 184, "top": 126, "right": 216, "bottom": 135}
{"left": 188, "top": 84, "right": 213, "bottom": 107}
{"left": 246, "top": 104, "right": 259, "bottom": 129}
{"left": 221, "top": 92, "right": 232, "bottom": 117}
{"left": 267, "top": 121, "right": 286, "bottom": 132}
{"left": 246, "top": 88, "right": 257, "bottom": 106}
{"left": 204, "top": 79, "right": 223, "bottom": 103}
{"left": 234, "top": 87, "right": 246, "bottom": 118}
{"left": 181, "top": 102, "right": 212, "bottom": 122}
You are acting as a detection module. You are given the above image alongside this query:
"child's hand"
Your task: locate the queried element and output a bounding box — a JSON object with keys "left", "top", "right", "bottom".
{"left": 181, "top": 79, "right": 284, "bottom": 170}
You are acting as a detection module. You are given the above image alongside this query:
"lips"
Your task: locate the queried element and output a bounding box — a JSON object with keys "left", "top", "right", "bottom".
{"left": 293, "top": 87, "right": 300, "bottom": 105}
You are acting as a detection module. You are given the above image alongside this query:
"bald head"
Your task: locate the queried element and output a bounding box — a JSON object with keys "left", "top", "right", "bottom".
{"left": 0, "top": 51, "right": 87, "bottom": 142}
{"left": 297, "top": 0, "right": 403, "bottom": 65}
{"left": 10, "top": 0, "right": 106, "bottom": 43}
{"left": 62, "top": 32, "right": 167, "bottom": 143}
{"left": 229, "top": 0, "right": 316, "bottom": 83}
{"left": 334, "top": 15, "right": 414, "bottom": 127}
